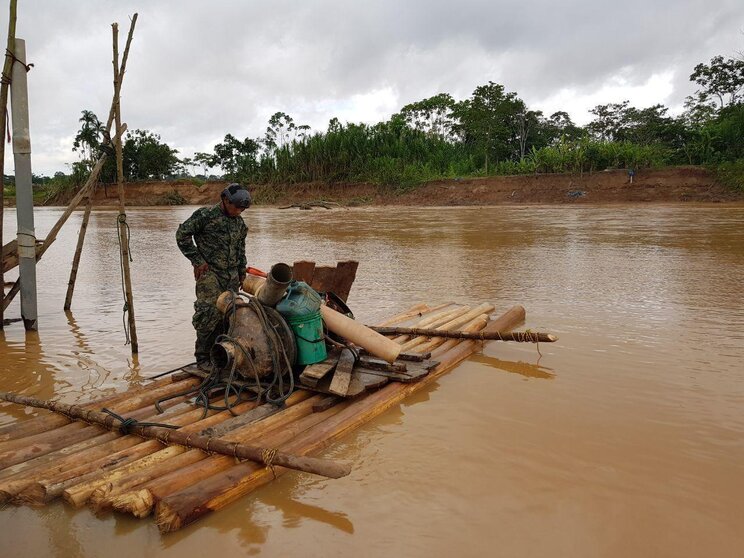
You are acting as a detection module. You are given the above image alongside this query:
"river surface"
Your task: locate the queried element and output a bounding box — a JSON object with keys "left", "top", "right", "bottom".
{"left": 1, "top": 205, "right": 743, "bottom": 557}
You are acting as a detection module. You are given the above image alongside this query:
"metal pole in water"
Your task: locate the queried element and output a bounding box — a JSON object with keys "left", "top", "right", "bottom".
{"left": 10, "top": 38, "right": 37, "bottom": 330}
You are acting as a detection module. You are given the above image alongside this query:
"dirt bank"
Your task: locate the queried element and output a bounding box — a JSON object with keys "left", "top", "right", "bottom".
{"left": 67, "top": 166, "right": 744, "bottom": 207}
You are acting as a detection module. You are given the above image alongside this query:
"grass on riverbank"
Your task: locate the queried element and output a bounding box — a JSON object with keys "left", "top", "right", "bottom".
{"left": 713, "top": 159, "right": 744, "bottom": 192}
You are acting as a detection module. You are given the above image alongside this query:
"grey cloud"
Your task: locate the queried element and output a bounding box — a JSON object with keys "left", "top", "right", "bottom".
{"left": 1, "top": 0, "right": 742, "bottom": 173}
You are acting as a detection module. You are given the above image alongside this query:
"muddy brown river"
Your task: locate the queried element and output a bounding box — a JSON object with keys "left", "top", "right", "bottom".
{"left": 1, "top": 205, "right": 743, "bottom": 557}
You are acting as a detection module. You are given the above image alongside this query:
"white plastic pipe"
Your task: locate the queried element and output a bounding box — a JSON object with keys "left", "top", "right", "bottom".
{"left": 320, "top": 305, "right": 401, "bottom": 363}
{"left": 242, "top": 275, "right": 401, "bottom": 363}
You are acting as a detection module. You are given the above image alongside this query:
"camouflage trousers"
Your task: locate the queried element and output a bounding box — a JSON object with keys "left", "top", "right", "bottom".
{"left": 193, "top": 270, "right": 239, "bottom": 363}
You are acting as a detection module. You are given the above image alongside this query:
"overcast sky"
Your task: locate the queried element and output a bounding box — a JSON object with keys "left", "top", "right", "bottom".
{"left": 2, "top": 0, "right": 743, "bottom": 175}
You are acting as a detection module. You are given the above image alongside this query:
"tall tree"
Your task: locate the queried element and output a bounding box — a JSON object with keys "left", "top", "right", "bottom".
{"left": 264, "top": 111, "right": 296, "bottom": 151}
{"left": 211, "top": 133, "right": 261, "bottom": 180}
{"left": 192, "top": 151, "right": 215, "bottom": 176}
{"left": 399, "top": 93, "right": 457, "bottom": 140}
{"left": 122, "top": 129, "right": 181, "bottom": 180}
{"left": 689, "top": 55, "right": 744, "bottom": 109}
{"left": 453, "top": 82, "right": 524, "bottom": 173}
{"left": 587, "top": 101, "right": 631, "bottom": 142}
{"left": 72, "top": 110, "right": 104, "bottom": 172}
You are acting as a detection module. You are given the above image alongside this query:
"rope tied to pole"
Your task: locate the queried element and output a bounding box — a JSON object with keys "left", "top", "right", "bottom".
{"left": 116, "top": 213, "right": 134, "bottom": 344}
{"left": 101, "top": 407, "right": 178, "bottom": 435}
{"left": 261, "top": 447, "right": 279, "bottom": 478}
{"left": 4, "top": 48, "right": 33, "bottom": 74}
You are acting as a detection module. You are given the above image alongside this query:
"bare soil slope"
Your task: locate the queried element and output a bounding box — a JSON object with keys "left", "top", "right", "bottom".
{"left": 84, "top": 166, "right": 743, "bottom": 207}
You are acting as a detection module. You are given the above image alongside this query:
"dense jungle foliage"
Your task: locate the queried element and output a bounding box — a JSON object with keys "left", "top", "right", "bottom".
{"left": 15, "top": 52, "right": 743, "bottom": 199}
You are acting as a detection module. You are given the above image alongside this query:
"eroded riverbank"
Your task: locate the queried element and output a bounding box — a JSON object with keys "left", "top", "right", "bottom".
{"left": 27, "top": 166, "right": 744, "bottom": 208}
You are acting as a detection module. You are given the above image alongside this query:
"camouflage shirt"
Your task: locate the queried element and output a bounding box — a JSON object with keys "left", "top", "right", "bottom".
{"left": 176, "top": 204, "right": 248, "bottom": 281}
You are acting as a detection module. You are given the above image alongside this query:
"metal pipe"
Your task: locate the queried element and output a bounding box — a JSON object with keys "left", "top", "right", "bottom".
{"left": 10, "top": 38, "right": 37, "bottom": 330}
{"left": 257, "top": 262, "right": 292, "bottom": 306}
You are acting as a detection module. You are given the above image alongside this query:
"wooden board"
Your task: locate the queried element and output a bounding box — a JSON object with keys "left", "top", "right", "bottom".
{"left": 299, "top": 357, "right": 338, "bottom": 388}
{"left": 329, "top": 349, "right": 355, "bottom": 396}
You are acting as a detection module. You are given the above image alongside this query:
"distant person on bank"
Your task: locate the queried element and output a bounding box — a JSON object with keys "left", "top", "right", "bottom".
{"left": 176, "top": 184, "right": 251, "bottom": 368}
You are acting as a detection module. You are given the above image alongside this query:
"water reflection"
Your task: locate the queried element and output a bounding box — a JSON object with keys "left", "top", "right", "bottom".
{"left": 469, "top": 353, "right": 555, "bottom": 380}
{"left": 259, "top": 486, "right": 355, "bottom": 534}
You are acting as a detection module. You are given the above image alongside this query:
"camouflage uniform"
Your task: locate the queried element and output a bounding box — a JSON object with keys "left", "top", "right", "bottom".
{"left": 176, "top": 204, "right": 248, "bottom": 363}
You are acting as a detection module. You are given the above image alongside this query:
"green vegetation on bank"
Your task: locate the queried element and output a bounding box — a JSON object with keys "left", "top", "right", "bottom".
{"left": 16, "top": 51, "right": 744, "bottom": 199}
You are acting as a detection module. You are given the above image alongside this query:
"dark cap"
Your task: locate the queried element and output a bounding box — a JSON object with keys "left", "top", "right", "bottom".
{"left": 222, "top": 183, "right": 252, "bottom": 208}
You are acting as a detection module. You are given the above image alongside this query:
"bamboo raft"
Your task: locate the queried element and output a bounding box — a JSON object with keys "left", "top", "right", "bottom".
{"left": 0, "top": 300, "right": 527, "bottom": 532}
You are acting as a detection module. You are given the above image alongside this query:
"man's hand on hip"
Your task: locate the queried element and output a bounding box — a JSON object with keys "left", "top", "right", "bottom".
{"left": 194, "top": 263, "right": 209, "bottom": 280}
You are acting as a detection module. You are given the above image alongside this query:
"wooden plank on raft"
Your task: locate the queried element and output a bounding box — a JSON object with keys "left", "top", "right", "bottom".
{"left": 328, "top": 349, "right": 355, "bottom": 396}
{"left": 291, "top": 260, "right": 316, "bottom": 285}
{"left": 312, "top": 396, "right": 341, "bottom": 413}
{"left": 299, "top": 356, "right": 338, "bottom": 388}
{"left": 310, "top": 266, "right": 337, "bottom": 294}
{"left": 331, "top": 261, "right": 358, "bottom": 302}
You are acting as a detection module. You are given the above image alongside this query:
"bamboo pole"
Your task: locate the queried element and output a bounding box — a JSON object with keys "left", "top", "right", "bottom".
{"left": 415, "top": 313, "right": 490, "bottom": 354}
{"left": 391, "top": 304, "right": 461, "bottom": 342}
{"left": 112, "top": 21, "right": 138, "bottom": 353}
{"left": 112, "top": 397, "right": 351, "bottom": 518}
{"left": 63, "top": 195, "right": 92, "bottom": 310}
{"left": 0, "top": 392, "right": 351, "bottom": 480}
{"left": 399, "top": 305, "right": 477, "bottom": 351}
{"left": 0, "top": 394, "right": 197, "bottom": 502}
{"left": 2, "top": 14, "right": 138, "bottom": 313}
{"left": 0, "top": 0, "right": 17, "bottom": 329}
{"left": 431, "top": 315, "right": 490, "bottom": 358}
{"left": 393, "top": 305, "right": 466, "bottom": 343}
{"left": 0, "top": 374, "right": 180, "bottom": 443}
{"left": 0, "top": 378, "right": 199, "bottom": 476}
{"left": 89, "top": 392, "right": 320, "bottom": 513}
{"left": 66, "top": 393, "right": 305, "bottom": 509}
{"left": 0, "top": 379, "right": 199, "bottom": 470}
{"left": 18, "top": 395, "right": 253, "bottom": 506}
{"left": 154, "top": 305, "right": 526, "bottom": 532}
{"left": 372, "top": 325, "right": 556, "bottom": 343}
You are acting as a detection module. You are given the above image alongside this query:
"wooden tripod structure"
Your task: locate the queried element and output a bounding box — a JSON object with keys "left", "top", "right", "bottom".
{"left": 1, "top": 8, "right": 139, "bottom": 354}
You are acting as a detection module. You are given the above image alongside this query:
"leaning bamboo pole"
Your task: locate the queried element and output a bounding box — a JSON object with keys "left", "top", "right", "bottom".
{"left": 0, "top": 383, "right": 198, "bottom": 478}
{"left": 399, "top": 303, "right": 493, "bottom": 351}
{"left": 154, "top": 305, "right": 526, "bottom": 532}
{"left": 19, "top": 394, "right": 263, "bottom": 506}
{"left": 82, "top": 392, "right": 315, "bottom": 510}
{"left": 416, "top": 313, "right": 490, "bottom": 354}
{"left": 2, "top": 14, "right": 139, "bottom": 313}
{"left": 63, "top": 195, "right": 92, "bottom": 310}
{"left": 0, "top": 393, "right": 201, "bottom": 503}
{"left": 0, "top": 0, "right": 17, "bottom": 328}
{"left": 0, "top": 378, "right": 199, "bottom": 486}
{"left": 0, "top": 373, "right": 183, "bottom": 443}
{"left": 391, "top": 304, "right": 462, "bottom": 343}
{"left": 373, "top": 325, "right": 556, "bottom": 343}
{"left": 112, "top": 20, "right": 138, "bottom": 353}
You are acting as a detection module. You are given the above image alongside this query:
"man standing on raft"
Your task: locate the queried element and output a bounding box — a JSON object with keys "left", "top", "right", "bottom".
{"left": 176, "top": 183, "right": 251, "bottom": 369}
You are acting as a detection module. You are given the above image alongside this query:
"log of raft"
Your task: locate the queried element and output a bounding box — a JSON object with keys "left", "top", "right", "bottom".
{"left": 0, "top": 391, "right": 351, "bottom": 480}
{"left": 370, "top": 325, "right": 557, "bottom": 342}
{"left": 0, "top": 301, "right": 530, "bottom": 533}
